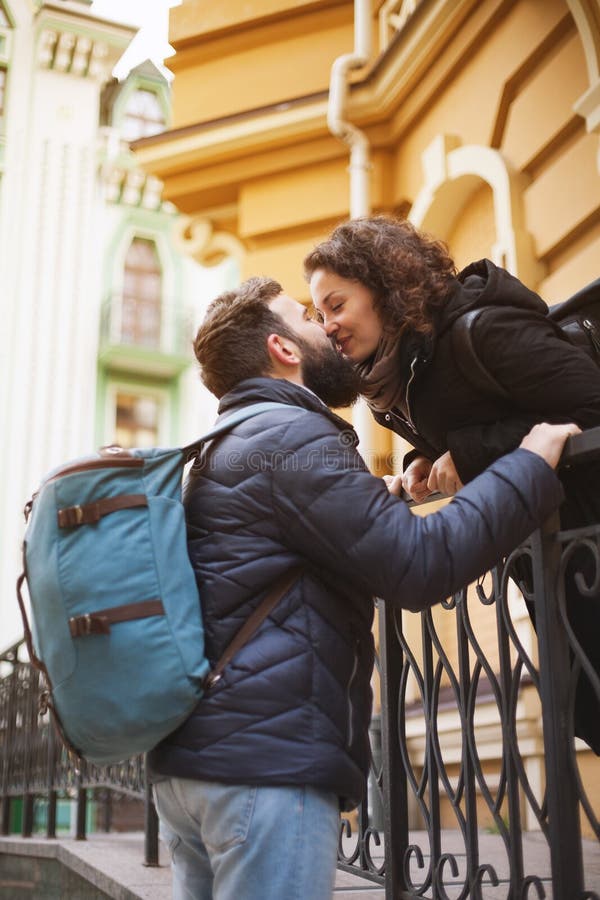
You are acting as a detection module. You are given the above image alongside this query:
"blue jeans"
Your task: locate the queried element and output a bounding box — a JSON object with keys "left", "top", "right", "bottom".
{"left": 153, "top": 778, "right": 340, "bottom": 900}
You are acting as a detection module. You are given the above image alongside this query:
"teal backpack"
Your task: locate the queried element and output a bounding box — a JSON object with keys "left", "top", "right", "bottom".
{"left": 17, "top": 402, "right": 300, "bottom": 766}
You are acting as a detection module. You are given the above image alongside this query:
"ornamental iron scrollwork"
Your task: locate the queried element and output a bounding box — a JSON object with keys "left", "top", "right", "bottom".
{"left": 1, "top": 433, "right": 600, "bottom": 892}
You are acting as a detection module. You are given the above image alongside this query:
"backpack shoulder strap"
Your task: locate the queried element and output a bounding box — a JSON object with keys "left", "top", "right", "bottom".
{"left": 204, "top": 565, "right": 303, "bottom": 690}
{"left": 451, "top": 309, "right": 510, "bottom": 402}
{"left": 182, "top": 402, "right": 306, "bottom": 459}
{"left": 548, "top": 276, "right": 600, "bottom": 320}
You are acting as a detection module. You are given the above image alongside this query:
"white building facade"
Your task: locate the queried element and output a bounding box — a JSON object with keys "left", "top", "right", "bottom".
{"left": 0, "top": 0, "right": 229, "bottom": 647}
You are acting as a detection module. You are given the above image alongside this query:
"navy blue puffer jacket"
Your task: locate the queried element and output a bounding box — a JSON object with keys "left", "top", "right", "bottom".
{"left": 148, "top": 377, "right": 563, "bottom": 809}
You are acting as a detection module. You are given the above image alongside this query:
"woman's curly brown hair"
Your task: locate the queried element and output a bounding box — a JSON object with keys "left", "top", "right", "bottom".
{"left": 303, "top": 216, "right": 457, "bottom": 336}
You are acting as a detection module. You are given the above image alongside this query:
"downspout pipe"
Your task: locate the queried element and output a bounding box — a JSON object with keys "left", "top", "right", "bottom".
{"left": 327, "top": 0, "right": 372, "bottom": 218}
{"left": 327, "top": 0, "right": 373, "bottom": 447}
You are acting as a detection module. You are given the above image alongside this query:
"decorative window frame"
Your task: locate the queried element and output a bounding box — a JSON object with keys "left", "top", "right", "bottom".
{"left": 107, "top": 222, "right": 175, "bottom": 351}
{"left": 103, "top": 378, "right": 171, "bottom": 448}
{"left": 110, "top": 72, "right": 170, "bottom": 139}
{"left": 409, "top": 135, "right": 544, "bottom": 287}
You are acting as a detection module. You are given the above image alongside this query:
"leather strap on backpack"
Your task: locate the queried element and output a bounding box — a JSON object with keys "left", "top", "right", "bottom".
{"left": 57, "top": 494, "right": 148, "bottom": 528}
{"left": 204, "top": 566, "right": 303, "bottom": 690}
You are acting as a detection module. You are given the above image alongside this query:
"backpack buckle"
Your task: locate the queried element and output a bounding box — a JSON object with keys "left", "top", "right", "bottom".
{"left": 57, "top": 505, "right": 84, "bottom": 527}
{"left": 69, "top": 613, "right": 110, "bottom": 637}
{"left": 203, "top": 672, "right": 222, "bottom": 690}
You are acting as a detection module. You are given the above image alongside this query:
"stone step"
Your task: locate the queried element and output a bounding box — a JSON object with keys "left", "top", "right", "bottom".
{"left": 0, "top": 833, "right": 384, "bottom": 898}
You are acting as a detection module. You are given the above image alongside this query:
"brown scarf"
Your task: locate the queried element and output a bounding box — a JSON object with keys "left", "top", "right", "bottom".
{"left": 356, "top": 332, "right": 408, "bottom": 414}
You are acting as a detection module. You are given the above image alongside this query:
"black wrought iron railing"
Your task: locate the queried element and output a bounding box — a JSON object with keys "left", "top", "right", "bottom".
{"left": 1, "top": 428, "right": 599, "bottom": 898}
{"left": 339, "top": 426, "right": 600, "bottom": 899}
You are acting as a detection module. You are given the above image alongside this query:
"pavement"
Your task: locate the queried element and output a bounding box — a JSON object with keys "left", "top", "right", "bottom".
{"left": 0, "top": 831, "right": 384, "bottom": 899}
{"left": 2, "top": 828, "right": 600, "bottom": 898}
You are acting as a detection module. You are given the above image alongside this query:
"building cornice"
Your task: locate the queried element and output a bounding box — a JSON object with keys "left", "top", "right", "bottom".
{"left": 34, "top": 5, "right": 134, "bottom": 80}
{"left": 132, "top": 0, "right": 488, "bottom": 191}
{"left": 133, "top": 95, "right": 330, "bottom": 183}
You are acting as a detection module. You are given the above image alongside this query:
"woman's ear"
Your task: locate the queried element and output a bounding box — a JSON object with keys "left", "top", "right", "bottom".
{"left": 266, "top": 333, "right": 302, "bottom": 369}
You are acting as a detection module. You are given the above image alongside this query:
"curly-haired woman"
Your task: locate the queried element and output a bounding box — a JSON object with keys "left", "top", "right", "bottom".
{"left": 304, "top": 215, "right": 600, "bottom": 753}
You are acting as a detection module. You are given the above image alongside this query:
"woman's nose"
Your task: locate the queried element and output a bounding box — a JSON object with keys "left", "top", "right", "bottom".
{"left": 324, "top": 319, "right": 338, "bottom": 337}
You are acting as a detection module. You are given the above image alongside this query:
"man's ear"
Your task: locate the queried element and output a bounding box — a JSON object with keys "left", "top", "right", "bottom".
{"left": 266, "top": 333, "right": 301, "bottom": 368}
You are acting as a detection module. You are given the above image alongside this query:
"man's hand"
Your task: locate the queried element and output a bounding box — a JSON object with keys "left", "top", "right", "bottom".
{"left": 519, "top": 422, "right": 581, "bottom": 469}
{"left": 402, "top": 455, "right": 434, "bottom": 502}
{"left": 427, "top": 451, "right": 464, "bottom": 496}
{"left": 383, "top": 473, "right": 404, "bottom": 496}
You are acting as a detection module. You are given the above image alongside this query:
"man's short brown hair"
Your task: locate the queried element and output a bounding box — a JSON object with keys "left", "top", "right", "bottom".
{"left": 193, "top": 276, "right": 298, "bottom": 398}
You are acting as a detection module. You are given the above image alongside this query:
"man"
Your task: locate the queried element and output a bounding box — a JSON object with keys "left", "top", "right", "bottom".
{"left": 148, "top": 276, "right": 577, "bottom": 900}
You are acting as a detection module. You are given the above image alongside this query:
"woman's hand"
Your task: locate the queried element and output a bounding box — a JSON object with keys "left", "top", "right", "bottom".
{"left": 402, "top": 455, "right": 434, "bottom": 502}
{"left": 427, "top": 451, "right": 464, "bottom": 496}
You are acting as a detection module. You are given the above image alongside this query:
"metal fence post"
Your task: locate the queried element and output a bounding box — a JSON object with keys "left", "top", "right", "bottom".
{"left": 378, "top": 600, "right": 408, "bottom": 899}
{"left": 46, "top": 716, "right": 58, "bottom": 838}
{"left": 144, "top": 773, "right": 160, "bottom": 867}
{"left": 75, "top": 783, "right": 87, "bottom": 840}
{"left": 530, "top": 512, "right": 584, "bottom": 899}
{"left": 1, "top": 651, "right": 18, "bottom": 836}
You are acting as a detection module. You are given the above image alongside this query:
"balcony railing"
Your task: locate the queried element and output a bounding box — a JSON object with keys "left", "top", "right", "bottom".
{"left": 1, "top": 428, "right": 599, "bottom": 898}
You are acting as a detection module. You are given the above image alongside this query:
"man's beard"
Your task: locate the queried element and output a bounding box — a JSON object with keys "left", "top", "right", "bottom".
{"left": 298, "top": 338, "right": 361, "bottom": 408}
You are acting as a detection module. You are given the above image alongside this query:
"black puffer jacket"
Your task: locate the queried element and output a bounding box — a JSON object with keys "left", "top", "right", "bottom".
{"left": 371, "top": 259, "right": 600, "bottom": 752}
{"left": 372, "top": 259, "right": 600, "bottom": 484}
{"left": 148, "top": 377, "right": 563, "bottom": 808}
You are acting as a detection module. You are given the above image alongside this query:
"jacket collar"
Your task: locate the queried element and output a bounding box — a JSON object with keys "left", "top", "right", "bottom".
{"left": 217, "top": 377, "right": 357, "bottom": 439}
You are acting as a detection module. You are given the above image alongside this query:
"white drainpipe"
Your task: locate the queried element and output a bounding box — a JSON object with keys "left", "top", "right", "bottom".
{"left": 327, "top": 0, "right": 372, "bottom": 218}
{"left": 327, "top": 0, "right": 374, "bottom": 448}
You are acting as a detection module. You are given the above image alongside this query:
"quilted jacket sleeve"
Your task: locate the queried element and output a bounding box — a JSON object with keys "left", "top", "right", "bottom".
{"left": 446, "top": 308, "right": 600, "bottom": 482}
{"left": 271, "top": 413, "right": 564, "bottom": 612}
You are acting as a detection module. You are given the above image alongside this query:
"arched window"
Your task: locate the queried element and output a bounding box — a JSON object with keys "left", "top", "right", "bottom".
{"left": 122, "top": 237, "right": 162, "bottom": 348}
{"left": 122, "top": 89, "right": 165, "bottom": 142}
{"left": 0, "top": 5, "right": 9, "bottom": 28}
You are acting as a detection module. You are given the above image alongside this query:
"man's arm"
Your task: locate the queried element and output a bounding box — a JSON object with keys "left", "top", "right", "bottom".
{"left": 271, "top": 418, "right": 571, "bottom": 612}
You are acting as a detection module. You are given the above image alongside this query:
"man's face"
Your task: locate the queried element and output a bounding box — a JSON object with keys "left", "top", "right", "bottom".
{"left": 269, "top": 294, "right": 361, "bottom": 408}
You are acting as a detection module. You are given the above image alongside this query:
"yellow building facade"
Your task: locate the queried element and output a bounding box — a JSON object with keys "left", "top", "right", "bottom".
{"left": 135, "top": 0, "right": 600, "bottom": 464}
{"left": 135, "top": 0, "right": 600, "bottom": 833}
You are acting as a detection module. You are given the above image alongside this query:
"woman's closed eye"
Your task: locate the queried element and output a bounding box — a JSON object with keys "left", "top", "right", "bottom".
{"left": 306, "top": 306, "right": 324, "bottom": 323}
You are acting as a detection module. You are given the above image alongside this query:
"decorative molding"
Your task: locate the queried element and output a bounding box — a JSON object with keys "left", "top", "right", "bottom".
{"left": 379, "top": 0, "right": 422, "bottom": 52}
{"left": 101, "top": 164, "right": 167, "bottom": 211}
{"left": 37, "top": 27, "right": 115, "bottom": 82}
{"left": 566, "top": 0, "right": 600, "bottom": 84}
{"left": 573, "top": 76, "right": 600, "bottom": 132}
{"left": 409, "top": 135, "right": 545, "bottom": 287}
{"left": 173, "top": 215, "right": 245, "bottom": 267}
{"left": 99, "top": 129, "right": 170, "bottom": 211}
{"left": 567, "top": 0, "right": 600, "bottom": 169}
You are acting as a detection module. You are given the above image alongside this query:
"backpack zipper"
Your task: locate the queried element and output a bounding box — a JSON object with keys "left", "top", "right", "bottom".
{"left": 46, "top": 457, "right": 144, "bottom": 484}
{"left": 24, "top": 457, "right": 146, "bottom": 520}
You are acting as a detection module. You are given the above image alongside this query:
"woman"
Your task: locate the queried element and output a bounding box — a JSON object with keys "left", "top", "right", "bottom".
{"left": 304, "top": 215, "right": 600, "bottom": 753}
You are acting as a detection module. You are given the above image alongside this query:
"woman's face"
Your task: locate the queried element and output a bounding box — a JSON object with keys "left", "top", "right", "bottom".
{"left": 309, "top": 269, "right": 384, "bottom": 363}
